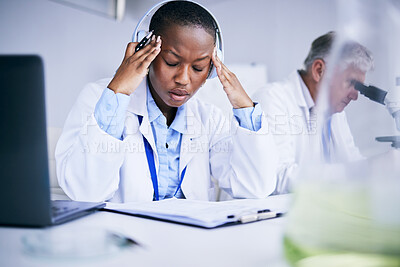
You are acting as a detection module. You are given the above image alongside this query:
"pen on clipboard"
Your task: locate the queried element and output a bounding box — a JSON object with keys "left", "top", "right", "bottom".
{"left": 227, "top": 209, "right": 279, "bottom": 224}
{"left": 135, "top": 30, "right": 154, "bottom": 53}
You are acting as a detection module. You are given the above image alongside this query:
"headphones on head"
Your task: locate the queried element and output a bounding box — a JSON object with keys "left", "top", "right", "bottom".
{"left": 132, "top": 0, "right": 224, "bottom": 79}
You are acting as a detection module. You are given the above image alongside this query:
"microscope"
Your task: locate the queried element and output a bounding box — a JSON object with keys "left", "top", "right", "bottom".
{"left": 354, "top": 78, "right": 400, "bottom": 148}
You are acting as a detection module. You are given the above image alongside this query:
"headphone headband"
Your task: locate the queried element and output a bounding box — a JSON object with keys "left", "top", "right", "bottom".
{"left": 132, "top": 0, "right": 224, "bottom": 79}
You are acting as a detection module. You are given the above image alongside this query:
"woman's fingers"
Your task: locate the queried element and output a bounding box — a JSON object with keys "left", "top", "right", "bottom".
{"left": 141, "top": 44, "right": 161, "bottom": 69}
{"left": 123, "top": 36, "right": 161, "bottom": 74}
{"left": 221, "top": 63, "right": 234, "bottom": 79}
{"left": 212, "top": 48, "right": 228, "bottom": 84}
{"left": 137, "top": 36, "right": 161, "bottom": 64}
{"left": 124, "top": 42, "right": 139, "bottom": 60}
{"left": 134, "top": 35, "right": 158, "bottom": 59}
{"left": 213, "top": 56, "right": 233, "bottom": 88}
{"left": 123, "top": 38, "right": 157, "bottom": 63}
{"left": 212, "top": 48, "right": 235, "bottom": 86}
{"left": 108, "top": 35, "right": 162, "bottom": 95}
{"left": 216, "top": 64, "right": 229, "bottom": 87}
{"left": 211, "top": 47, "right": 253, "bottom": 108}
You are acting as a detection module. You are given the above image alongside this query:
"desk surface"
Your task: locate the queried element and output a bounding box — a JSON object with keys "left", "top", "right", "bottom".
{"left": 0, "top": 195, "right": 291, "bottom": 267}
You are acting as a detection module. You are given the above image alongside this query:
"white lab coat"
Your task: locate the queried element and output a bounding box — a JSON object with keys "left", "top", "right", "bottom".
{"left": 56, "top": 78, "right": 278, "bottom": 202}
{"left": 252, "top": 71, "right": 363, "bottom": 194}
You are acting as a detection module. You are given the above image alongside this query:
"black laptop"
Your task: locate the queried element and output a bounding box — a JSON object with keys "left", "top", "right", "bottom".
{"left": 0, "top": 55, "right": 105, "bottom": 227}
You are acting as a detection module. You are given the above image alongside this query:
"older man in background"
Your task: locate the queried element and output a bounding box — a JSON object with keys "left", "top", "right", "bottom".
{"left": 253, "top": 31, "right": 374, "bottom": 194}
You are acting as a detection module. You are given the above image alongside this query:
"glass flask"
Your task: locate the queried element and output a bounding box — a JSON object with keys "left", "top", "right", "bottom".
{"left": 283, "top": 1, "right": 400, "bottom": 266}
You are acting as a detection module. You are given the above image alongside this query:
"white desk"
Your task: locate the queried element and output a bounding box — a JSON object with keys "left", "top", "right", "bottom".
{"left": 0, "top": 195, "right": 291, "bottom": 267}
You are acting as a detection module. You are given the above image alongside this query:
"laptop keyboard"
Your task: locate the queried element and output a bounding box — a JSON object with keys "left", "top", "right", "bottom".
{"left": 49, "top": 200, "right": 105, "bottom": 224}
{"left": 51, "top": 202, "right": 79, "bottom": 217}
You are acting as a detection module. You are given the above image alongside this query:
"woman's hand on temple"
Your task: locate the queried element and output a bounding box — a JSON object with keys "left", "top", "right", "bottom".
{"left": 211, "top": 48, "right": 254, "bottom": 109}
{"left": 108, "top": 36, "right": 162, "bottom": 96}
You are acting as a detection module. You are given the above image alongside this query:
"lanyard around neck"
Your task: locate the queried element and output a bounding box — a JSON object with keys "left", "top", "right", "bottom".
{"left": 138, "top": 115, "right": 186, "bottom": 201}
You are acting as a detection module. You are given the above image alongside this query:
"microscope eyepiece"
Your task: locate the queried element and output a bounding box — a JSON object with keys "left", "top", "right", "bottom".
{"left": 353, "top": 80, "right": 387, "bottom": 105}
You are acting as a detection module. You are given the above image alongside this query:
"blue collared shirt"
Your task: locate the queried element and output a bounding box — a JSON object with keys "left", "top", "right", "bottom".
{"left": 94, "top": 86, "right": 263, "bottom": 200}
{"left": 146, "top": 86, "right": 186, "bottom": 199}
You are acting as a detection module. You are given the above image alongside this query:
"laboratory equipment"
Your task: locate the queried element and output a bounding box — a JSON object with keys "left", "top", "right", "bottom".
{"left": 283, "top": 1, "right": 400, "bottom": 266}
{"left": 357, "top": 80, "right": 400, "bottom": 132}
{"left": 354, "top": 79, "right": 400, "bottom": 148}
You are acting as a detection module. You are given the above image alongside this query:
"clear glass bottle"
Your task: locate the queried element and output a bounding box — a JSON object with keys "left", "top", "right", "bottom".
{"left": 284, "top": 1, "right": 400, "bottom": 266}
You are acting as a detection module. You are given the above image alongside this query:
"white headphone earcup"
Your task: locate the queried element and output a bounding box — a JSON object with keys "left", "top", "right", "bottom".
{"left": 207, "top": 48, "right": 223, "bottom": 79}
{"left": 208, "top": 66, "right": 217, "bottom": 79}
{"left": 216, "top": 48, "right": 224, "bottom": 63}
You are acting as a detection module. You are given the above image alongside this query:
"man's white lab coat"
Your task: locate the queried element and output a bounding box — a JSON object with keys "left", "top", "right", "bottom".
{"left": 253, "top": 71, "right": 363, "bottom": 194}
{"left": 56, "top": 78, "right": 278, "bottom": 202}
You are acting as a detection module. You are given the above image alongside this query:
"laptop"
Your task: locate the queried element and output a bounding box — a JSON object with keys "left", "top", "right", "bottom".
{"left": 0, "top": 55, "right": 105, "bottom": 227}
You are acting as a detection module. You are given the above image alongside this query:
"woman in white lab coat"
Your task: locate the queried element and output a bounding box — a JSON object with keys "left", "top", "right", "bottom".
{"left": 55, "top": 1, "right": 278, "bottom": 202}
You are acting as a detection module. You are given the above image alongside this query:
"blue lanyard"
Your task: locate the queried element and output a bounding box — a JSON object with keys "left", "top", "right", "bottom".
{"left": 138, "top": 115, "right": 186, "bottom": 201}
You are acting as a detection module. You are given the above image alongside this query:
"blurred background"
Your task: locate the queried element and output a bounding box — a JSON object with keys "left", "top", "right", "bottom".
{"left": 0, "top": 0, "right": 396, "bottom": 157}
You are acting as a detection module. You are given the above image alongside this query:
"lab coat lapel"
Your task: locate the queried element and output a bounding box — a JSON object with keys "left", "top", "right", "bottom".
{"left": 291, "top": 72, "right": 311, "bottom": 125}
{"left": 287, "top": 71, "right": 311, "bottom": 133}
{"left": 289, "top": 72, "right": 320, "bottom": 157}
{"left": 126, "top": 80, "right": 158, "bottom": 168}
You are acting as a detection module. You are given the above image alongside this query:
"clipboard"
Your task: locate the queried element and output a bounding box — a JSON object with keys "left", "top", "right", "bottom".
{"left": 103, "top": 198, "right": 286, "bottom": 229}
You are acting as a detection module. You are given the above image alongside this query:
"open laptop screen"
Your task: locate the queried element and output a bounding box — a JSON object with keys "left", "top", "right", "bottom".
{"left": 0, "top": 55, "right": 53, "bottom": 225}
{"left": 0, "top": 55, "right": 105, "bottom": 227}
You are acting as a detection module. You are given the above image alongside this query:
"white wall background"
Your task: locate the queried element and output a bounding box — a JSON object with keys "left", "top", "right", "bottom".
{"left": 0, "top": 0, "right": 338, "bottom": 126}
{"left": 0, "top": 0, "right": 396, "bottom": 156}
